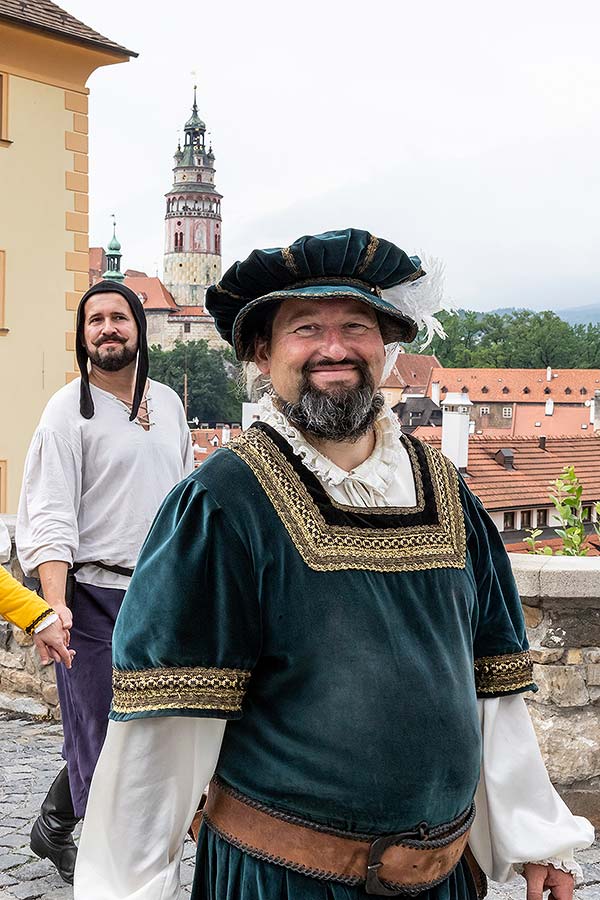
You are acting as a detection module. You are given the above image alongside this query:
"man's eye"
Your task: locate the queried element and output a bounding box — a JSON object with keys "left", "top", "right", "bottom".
{"left": 294, "top": 324, "right": 318, "bottom": 334}
{"left": 345, "top": 323, "right": 368, "bottom": 332}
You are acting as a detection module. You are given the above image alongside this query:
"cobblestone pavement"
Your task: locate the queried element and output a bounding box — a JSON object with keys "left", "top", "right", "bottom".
{"left": 1, "top": 713, "right": 599, "bottom": 899}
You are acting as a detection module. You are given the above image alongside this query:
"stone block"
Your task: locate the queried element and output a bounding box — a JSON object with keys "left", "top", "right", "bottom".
{"left": 523, "top": 606, "right": 543, "bottom": 628}
{"left": 567, "top": 648, "right": 584, "bottom": 665}
{"left": 532, "top": 663, "right": 589, "bottom": 707}
{"left": 530, "top": 647, "right": 564, "bottom": 664}
{"left": 0, "top": 691, "right": 48, "bottom": 717}
{"left": 1, "top": 670, "right": 41, "bottom": 695}
{"left": 541, "top": 608, "right": 600, "bottom": 649}
{"left": 12, "top": 628, "right": 32, "bottom": 647}
{"left": 556, "top": 786, "right": 600, "bottom": 830}
{"left": 540, "top": 625, "right": 567, "bottom": 649}
{"left": 528, "top": 704, "right": 600, "bottom": 783}
{"left": 587, "top": 665, "right": 600, "bottom": 686}
{"left": 584, "top": 648, "right": 600, "bottom": 664}
{"left": 508, "top": 553, "right": 546, "bottom": 603}
{"left": 540, "top": 557, "right": 600, "bottom": 605}
{"left": 588, "top": 687, "right": 600, "bottom": 704}
{"left": 0, "top": 649, "right": 25, "bottom": 671}
{"left": 41, "top": 683, "right": 58, "bottom": 705}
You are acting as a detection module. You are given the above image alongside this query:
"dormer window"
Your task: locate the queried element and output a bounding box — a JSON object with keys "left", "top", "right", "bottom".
{"left": 481, "top": 386, "right": 489, "bottom": 394}
{"left": 523, "top": 387, "right": 530, "bottom": 394}
{"left": 502, "top": 386, "right": 509, "bottom": 394}
{"left": 580, "top": 387, "right": 588, "bottom": 395}
{"left": 565, "top": 387, "right": 572, "bottom": 395}
{"left": 544, "top": 387, "right": 551, "bottom": 395}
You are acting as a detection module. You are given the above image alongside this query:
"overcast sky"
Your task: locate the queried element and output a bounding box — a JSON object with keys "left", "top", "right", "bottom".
{"left": 64, "top": 0, "right": 600, "bottom": 313}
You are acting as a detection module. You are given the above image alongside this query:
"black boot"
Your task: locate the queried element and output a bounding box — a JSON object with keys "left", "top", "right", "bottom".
{"left": 30, "top": 765, "right": 80, "bottom": 884}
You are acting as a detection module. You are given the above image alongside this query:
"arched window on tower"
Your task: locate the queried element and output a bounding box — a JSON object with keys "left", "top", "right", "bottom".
{"left": 215, "top": 234, "right": 221, "bottom": 253}
{"left": 179, "top": 231, "right": 184, "bottom": 251}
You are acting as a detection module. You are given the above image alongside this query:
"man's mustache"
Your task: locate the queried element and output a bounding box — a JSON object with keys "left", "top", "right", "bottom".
{"left": 94, "top": 336, "right": 127, "bottom": 347}
{"left": 303, "top": 358, "right": 362, "bottom": 372}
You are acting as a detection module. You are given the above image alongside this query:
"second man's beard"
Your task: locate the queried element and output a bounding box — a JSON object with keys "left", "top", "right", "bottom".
{"left": 277, "top": 360, "right": 384, "bottom": 443}
{"left": 87, "top": 342, "right": 138, "bottom": 372}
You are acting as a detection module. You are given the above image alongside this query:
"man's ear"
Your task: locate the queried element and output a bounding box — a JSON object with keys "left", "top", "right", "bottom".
{"left": 253, "top": 337, "right": 271, "bottom": 376}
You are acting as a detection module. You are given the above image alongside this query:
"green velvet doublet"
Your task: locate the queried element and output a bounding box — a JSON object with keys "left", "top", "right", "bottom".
{"left": 111, "top": 423, "right": 534, "bottom": 900}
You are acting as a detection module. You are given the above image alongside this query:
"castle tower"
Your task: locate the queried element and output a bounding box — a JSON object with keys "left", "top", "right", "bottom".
{"left": 163, "top": 87, "right": 222, "bottom": 306}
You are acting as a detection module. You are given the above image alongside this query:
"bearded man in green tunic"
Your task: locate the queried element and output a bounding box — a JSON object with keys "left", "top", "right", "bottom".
{"left": 75, "top": 229, "right": 593, "bottom": 900}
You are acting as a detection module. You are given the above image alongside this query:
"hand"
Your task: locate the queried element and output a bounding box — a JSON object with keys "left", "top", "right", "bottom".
{"left": 523, "top": 863, "right": 574, "bottom": 900}
{"left": 52, "top": 603, "right": 73, "bottom": 632}
{"left": 32, "top": 621, "right": 76, "bottom": 669}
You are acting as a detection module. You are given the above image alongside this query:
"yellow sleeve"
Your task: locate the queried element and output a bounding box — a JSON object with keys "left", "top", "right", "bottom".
{"left": 0, "top": 565, "right": 55, "bottom": 634}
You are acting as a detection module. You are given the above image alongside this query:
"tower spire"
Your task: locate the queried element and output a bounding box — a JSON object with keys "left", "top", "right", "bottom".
{"left": 103, "top": 214, "right": 125, "bottom": 282}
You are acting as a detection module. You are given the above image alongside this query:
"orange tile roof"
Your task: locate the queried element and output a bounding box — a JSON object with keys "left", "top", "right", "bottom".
{"left": 123, "top": 276, "right": 178, "bottom": 311}
{"left": 419, "top": 433, "right": 600, "bottom": 511}
{"left": 382, "top": 353, "right": 441, "bottom": 391}
{"left": 191, "top": 427, "right": 242, "bottom": 464}
{"left": 0, "top": 0, "right": 136, "bottom": 56}
{"left": 427, "top": 368, "right": 600, "bottom": 404}
{"left": 512, "top": 403, "right": 592, "bottom": 436}
{"left": 168, "top": 305, "right": 214, "bottom": 319}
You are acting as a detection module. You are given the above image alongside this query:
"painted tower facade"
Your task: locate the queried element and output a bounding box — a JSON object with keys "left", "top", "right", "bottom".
{"left": 163, "top": 89, "right": 222, "bottom": 306}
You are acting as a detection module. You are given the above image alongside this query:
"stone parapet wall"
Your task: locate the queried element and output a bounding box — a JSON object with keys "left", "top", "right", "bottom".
{"left": 0, "top": 515, "right": 59, "bottom": 719}
{"left": 510, "top": 553, "right": 600, "bottom": 826}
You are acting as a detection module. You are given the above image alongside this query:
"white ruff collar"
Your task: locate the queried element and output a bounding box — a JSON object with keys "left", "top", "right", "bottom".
{"left": 256, "top": 394, "right": 410, "bottom": 506}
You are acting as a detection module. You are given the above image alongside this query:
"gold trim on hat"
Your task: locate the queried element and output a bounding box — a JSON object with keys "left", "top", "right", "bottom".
{"left": 281, "top": 246, "right": 300, "bottom": 277}
{"left": 356, "top": 234, "right": 379, "bottom": 275}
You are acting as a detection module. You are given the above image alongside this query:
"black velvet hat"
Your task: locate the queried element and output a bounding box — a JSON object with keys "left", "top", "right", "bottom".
{"left": 205, "top": 228, "right": 425, "bottom": 359}
{"left": 75, "top": 281, "right": 148, "bottom": 420}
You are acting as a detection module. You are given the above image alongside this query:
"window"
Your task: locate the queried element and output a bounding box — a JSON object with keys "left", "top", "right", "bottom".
{"left": 502, "top": 386, "right": 509, "bottom": 394}
{"left": 0, "top": 74, "right": 10, "bottom": 145}
{"left": 521, "top": 510, "right": 532, "bottom": 529}
{"left": 0, "top": 460, "right": 6, "bottom": 512}
{"left": 583, "top": 506, "right": 592, "bottom": 522}
{"left": 184, "top": 322, "right": 191, "bottom": 334}
{"left": 537, "top": 509, "right": 548, "bottom": 527}
{"left": 479, "top": 406, "right": 490, "bottom": 416}
{"left": 0, "top": 250, "right": 6, "bottom": 333}
{"left": 481, "top": 386, "right": 489, "bottom": 394}
{"left": 502, "top": 407, "right": 513, "bottom": 418}
{"left": 503, "top": 511, "right": 515, "bottom": 530}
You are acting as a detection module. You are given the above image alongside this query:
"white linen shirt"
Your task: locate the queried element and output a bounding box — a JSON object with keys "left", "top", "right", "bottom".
{"left": 17, "top": 378, "right": 193, "bottom": 589}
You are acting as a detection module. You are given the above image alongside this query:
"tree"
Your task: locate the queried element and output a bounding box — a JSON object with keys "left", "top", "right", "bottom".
{"left": 149, "top": 341, "right": 243, "bottom": 423}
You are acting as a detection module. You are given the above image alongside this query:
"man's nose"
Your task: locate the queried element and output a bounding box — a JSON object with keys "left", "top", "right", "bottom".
{"left": 319, "top": 328, "right": 349, "bottom": 360}
{"left": 100, "top": 319, "right": 119, "bottom": 334}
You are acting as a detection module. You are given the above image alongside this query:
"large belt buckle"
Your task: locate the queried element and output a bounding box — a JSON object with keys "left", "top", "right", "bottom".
{"left": 365, "top": 823, "right": 428, "bottom": 897}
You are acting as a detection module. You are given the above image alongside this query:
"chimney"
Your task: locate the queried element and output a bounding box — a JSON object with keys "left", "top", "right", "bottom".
{"left": 441, "top": 392, "right": 472, "bottom": 471}
{"left": 592, "top": 390, "right": 600, "bottom": 432}
{"left": 495, "top": 448, "right": 515, "bottom": 469}
{"left": 546, "top": 366, "right": 552, "bottom": 382}
{"left": 538, "top": 436, "right": 547, "bottom": 451}
{"left": 431, "top": 381, "right": 441, "bottom": 407}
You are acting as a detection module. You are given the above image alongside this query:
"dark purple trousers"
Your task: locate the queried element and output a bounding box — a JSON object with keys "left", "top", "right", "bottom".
{"left": 54, "top": 581, "right": 125, "bottom": 817}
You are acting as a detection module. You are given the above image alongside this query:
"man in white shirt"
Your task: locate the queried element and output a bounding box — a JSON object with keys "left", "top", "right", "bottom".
{"left": 76, "top": 231, "right": 592, "bottom": 900}
{"left": 17, "top": 280, "right": 193, "bottom": 884}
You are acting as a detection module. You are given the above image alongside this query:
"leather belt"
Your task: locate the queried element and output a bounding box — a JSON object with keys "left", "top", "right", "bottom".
{"left": 203, "top": 778, "right": 476, "bottom": 897}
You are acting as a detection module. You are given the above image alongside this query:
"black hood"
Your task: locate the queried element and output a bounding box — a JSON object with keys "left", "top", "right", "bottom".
{"left": 75, "top": 280, "right": 148, "bottom": 421}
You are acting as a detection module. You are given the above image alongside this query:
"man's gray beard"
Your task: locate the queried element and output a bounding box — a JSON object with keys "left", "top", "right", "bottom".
{"left": 277, "top": 363, "right": 385, "bottom": 443}
{"left": 87, "top": 343, "right": 137, "bottom": 372}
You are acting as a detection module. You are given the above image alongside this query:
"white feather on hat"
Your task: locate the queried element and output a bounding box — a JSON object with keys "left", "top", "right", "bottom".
{"left": 381, "top": 254, "right": 453, "bottom": 350}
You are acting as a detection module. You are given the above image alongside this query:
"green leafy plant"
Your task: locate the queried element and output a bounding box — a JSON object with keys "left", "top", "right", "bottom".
{"left": 524, "top": 465, "right": 600, "bottom": 556}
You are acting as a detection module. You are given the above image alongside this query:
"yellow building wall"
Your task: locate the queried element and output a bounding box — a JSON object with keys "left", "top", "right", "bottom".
{"left": 0, "top": 24, "right": 129, "bottom": 512}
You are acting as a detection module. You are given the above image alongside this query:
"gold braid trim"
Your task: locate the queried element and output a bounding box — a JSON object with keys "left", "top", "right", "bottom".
{"left": 474, "top": 651, "right": 533, "bottom": 695}
{"left": 228, "top": 429, "right": 466, "bottom": 573}
{"left": 356, "top": 234, "right": 379, "bottom": 275}
{"left": 214, "top": 283, "right": 246, "bottom": 301}
{"left": 112, "top": 666, "right": 251, "bottom": 714}
{"left": 281, "top": 246, "right": 300, "bottom": 277}
{"left": 25, "top": 607, "right": 55, "bottom": 636}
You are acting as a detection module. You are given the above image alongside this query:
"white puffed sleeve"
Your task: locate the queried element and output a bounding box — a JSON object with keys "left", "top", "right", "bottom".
{"left": 16, "top": 429, "right": 82, "bottom": 575}
{"left": 74, "top": 716, "right": 225, "bottom": 900}
{"left": 470, "top": 695, "right": 594, "bottom": 883}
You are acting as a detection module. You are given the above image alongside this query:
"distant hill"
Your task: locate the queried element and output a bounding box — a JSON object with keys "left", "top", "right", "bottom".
{"left": 484, "top": 304, "right": 600, "bottom": 325}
